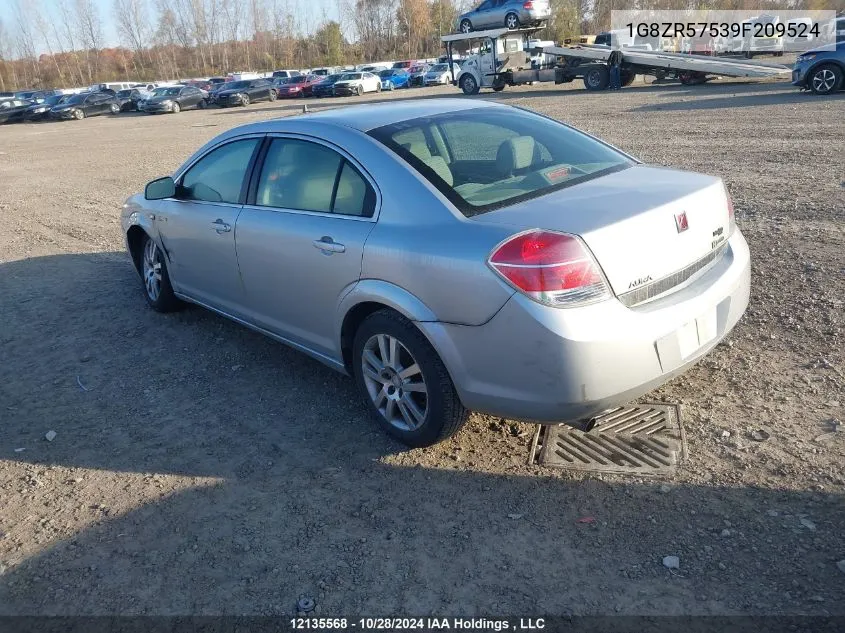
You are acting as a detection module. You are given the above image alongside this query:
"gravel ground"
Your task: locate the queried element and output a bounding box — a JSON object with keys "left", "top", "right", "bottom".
{"left": 0, "top": 76, "right": 843, "bottom": 617}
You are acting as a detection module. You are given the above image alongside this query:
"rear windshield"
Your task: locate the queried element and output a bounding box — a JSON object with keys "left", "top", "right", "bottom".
{"left": 368, "top": 107, "right": 632, "bottom": 216}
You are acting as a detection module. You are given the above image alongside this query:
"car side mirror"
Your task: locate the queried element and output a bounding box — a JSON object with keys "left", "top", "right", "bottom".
{"left": 145, "top": 176, "right": 176, "bottom": 200}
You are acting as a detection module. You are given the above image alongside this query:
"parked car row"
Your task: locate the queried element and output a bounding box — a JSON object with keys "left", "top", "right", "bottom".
{"left": 2, "top": 61, "right": 466, "bottom": 124}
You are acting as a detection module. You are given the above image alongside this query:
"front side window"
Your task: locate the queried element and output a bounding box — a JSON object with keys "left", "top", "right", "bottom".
{"left": 180, "top": 138, "right": 260, "bottom": 204}
{"left": 369, "top": 107, "right": 632, "bottom": 215}
{"left": 256, "top": 139, "right": 373, "bottom": 217}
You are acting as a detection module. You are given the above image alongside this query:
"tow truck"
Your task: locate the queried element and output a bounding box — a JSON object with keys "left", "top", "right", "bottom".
{"left": 442, "top": 27, "right": 791, "bottom": 94}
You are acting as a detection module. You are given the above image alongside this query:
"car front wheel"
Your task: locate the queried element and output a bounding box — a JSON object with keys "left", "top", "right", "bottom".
{"left": 140, "top": 234, "right": 181, "bottom": 312}
{"left": 505, "top": 13, "right": 519, "bottom": 29}
{"left": 459, "top": 19, "right": 472, "bottom": 33}
{"left": 172, "top": 102, "right": 181, "bottom": 113}
{"left": 241, "top": 94, "right": 250, "bottom": 106}
{"left": 459, "top": 74, "right": 480, "bottom": 95}
{"left": 110, "top": 103, "right": 120, "bottom": 114}
{"left": 353, "top": 310, "right": 468, "bottom": 447}
{"left": 809, "top": 64, "right": 842, "bottom": 95}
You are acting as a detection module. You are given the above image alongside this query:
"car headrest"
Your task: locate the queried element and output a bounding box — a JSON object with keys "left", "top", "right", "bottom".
{"left": 496, "top": 136, "right": 537, "bottom": 176}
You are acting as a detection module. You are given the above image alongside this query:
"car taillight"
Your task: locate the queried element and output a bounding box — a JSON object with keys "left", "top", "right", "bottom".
{"left": 488, "top": 230, "right": 610, "bottom": 308}
{"left": 523, "top": 0, "right": 533, "bottom": 7}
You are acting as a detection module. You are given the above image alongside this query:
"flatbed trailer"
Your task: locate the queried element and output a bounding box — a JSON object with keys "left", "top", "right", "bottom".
{"left": 441, "top": 28, "right": 791, "bottom": 94}
{"left": 537, "top": 44, "right": 791, "bottom": 90}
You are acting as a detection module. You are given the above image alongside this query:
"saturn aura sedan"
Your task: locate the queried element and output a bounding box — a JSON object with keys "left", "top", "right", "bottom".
{"left": 122, "top": 99, "right": 750, "bottom": 447}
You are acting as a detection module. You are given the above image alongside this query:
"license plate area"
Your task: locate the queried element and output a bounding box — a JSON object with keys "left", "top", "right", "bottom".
{"left": 656, "top": 306, "right": 718, "bottom": 371}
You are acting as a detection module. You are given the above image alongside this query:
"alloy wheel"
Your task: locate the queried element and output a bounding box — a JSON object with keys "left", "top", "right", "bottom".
{"left": 361, "top": 334, "right": 428, "bottom": 432}
{"left": 812, "top": 68, "right": 835, "bottom": 93}
{"left": 506, "top": 13, "right": 519, "bottom": 29}
{"left": 460, "top": 20, "right": 472, "bottom": 33}
{"left": 143, "top": 238, "right": 162, "bottom": 302}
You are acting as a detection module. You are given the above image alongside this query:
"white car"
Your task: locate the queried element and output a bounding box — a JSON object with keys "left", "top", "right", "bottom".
{"left": 424, "top": 63, "right": 461, "bottom": 86}
{"left": 332, "top": 72, "right": 382, "bottom": 96}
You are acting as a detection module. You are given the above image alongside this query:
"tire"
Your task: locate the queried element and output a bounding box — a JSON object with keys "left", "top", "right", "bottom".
{"left": 493, "top": 84, "right": 505, "bottom": 92}
{"left": 197, "top": 99, "right": 207, "bottom": 109}
{"left": 505, "top": 12, "right": 519, "bottom": 30}
{"left": 388, "top": 82, "right": 395, "bottom": 91}
{"left": 172, "top": 102, "right": 181, "bottom": 113}
{"left": 356, "top": 85, "right": 363, "bottom": 96}
{"left": 269, "top": 90, "right": 277, "bottom": 101}
{"left": 679, "top": 71, "right": 707, "bottom": 86}
{"left": 241, "top": 94, "right": 250, "bottom": 106}
{"left": 459, "top": 73, "right": 480, "bottom": 95}
{"left": 352, "top": 309, "right": 468, "bottom": 447}
{"left": 376, "top": 83, "right": 382, "bottom": 92}
{"left": 73, "top": 109, "right": 85, "bottom": 120}
{"left": 109, "top": 103, "right": 120, "bottom": 114}
{"left": 139, "top": 234, "right": 181, "bottom": 313}
{"left": 459, "top": 19, "right": 472, "bottom": 33}
{"left": 583, "top": 66, "right": 609, "bottom": 91}
{"left": 621, "top": 70, "right": 636, "bottom": 87}
{"left": 809, "top": 64, "right": 843, "bottom": 95}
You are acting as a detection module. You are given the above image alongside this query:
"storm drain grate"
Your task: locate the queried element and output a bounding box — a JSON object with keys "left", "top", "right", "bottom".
{"left": 529, "top": 403, "right": 686, "bottom": 476}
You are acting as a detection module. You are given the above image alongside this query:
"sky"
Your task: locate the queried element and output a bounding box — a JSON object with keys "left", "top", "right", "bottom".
{"left": 0, "top": 0, "right": 344, "bottom": 55}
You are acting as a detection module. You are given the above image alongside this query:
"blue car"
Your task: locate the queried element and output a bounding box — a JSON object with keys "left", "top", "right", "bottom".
{"left": 379, "top": 69, "right": 410, "bottom": 91}
{"left": 792, "top": 38, "right": 845, "bottom": 95}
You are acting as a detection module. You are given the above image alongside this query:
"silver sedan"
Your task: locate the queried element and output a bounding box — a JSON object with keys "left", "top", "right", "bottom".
{"left": 122, "top": 99, "right": 750, "bottom": 447}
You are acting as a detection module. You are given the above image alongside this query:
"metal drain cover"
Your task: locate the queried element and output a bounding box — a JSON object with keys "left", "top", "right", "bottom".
{"left": 531, "top": 403, "right": 686, "bottom": 476}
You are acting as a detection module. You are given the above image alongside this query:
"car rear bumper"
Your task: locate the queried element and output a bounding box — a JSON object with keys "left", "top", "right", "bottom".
{"left": 420, "top": 229, "right": 751, "bottom": 423}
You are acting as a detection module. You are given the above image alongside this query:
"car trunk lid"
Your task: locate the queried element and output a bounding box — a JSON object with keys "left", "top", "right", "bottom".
{"left": 471, "top": 165, "right": 732, "bottom": 299}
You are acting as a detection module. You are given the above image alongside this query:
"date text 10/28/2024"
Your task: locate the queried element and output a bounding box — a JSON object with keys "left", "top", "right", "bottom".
{"left": 290, "top": 618, "right": 546, "bottom": 631}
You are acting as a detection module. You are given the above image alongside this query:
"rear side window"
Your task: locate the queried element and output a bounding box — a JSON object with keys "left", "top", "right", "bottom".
{"left": 180, "top": 138, "right": 259, "bottom": 204}
{"left": 255, "top": 139, "right": 374, "bottom": 217}
{"left": 369, "top": 107, "right": 631, "bottom": 216}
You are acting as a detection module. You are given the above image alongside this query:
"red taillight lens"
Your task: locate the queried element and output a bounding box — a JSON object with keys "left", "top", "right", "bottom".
{"left": 488, "top": 230, "right": 610, "bottom": 308}
{"left": 523, "top": 0, "right": 533, "bottom": 7}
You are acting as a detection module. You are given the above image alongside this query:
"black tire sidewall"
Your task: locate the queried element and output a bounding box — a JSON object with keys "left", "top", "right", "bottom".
{"left": 352, "top": 311, "right": 463, "bottom": 447}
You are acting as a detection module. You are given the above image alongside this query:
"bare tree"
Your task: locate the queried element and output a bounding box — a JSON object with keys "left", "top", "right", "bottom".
{"left": 114, "top": 0, "right": 152, "bottom": 76}
{"left": 75, "top": 0, "right": 105, "bottom": 82}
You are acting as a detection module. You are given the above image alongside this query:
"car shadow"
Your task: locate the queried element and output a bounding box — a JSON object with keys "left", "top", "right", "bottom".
{"left": 1, "top": 253, "right": 844, "bottom": 616}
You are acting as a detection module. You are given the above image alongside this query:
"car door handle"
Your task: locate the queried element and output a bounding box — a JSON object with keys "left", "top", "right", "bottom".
{"left": 211, "top": 219, "right": 231, "bottom": 233}
{"left": 312, "top": 237, "right": 345, "bottom": 253}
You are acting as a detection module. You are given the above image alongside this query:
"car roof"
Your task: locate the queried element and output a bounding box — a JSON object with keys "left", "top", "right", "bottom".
{"left": 274, "top": 98, "right": 499, "bottom": 132}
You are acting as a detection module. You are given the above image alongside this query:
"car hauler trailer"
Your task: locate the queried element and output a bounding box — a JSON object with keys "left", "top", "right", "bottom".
{"left": 442, "top": 27, "right": 791, "bottom": 94}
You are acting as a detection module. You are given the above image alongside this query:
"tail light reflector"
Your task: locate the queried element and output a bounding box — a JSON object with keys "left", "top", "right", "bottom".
{"left": 523, "top": 1, "right": 534, "bottom": 7}
{"left": 488, "top": 230, "right": 610, "bottom": 308}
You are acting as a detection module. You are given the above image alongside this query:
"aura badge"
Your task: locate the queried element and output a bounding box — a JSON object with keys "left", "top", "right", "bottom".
{"left": 675, "top": 211, "right": 689, "bottom": 233}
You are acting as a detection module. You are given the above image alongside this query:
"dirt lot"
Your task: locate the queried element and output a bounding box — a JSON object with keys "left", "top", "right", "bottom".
{"left": 0, "top": 76, "right": 843, "bottom": 617}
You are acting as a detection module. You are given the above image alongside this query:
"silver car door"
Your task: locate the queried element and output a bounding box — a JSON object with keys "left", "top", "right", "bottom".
{"left": 235, "top": 135, "right": 378, "bottom": 359}
{"left": 154, "top": 136, "right": 262, "bottom": 316}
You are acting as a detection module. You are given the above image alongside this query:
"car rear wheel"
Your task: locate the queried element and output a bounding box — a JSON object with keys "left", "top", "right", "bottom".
{"left": 809, "top": 64, "right": 842, "bottom": 95}
{"left": 376, "top": 83, "right": 382, "bottom": 92}
{"left": 172, "top": 102, "right": 181, "bottom": 113}
{"left": 356, "top": 85, "right": 363, "bottom": 96}
{"left": 459, "top": 19, "right": 472, "bottom": 33}
{"left": 140, "top": 234, "right": 181, "bottom": 312}
{"left": 269, "top": 90, "right": 277, "bottom": 101}
{"left": 109, "top": 103, "right": 120, "bottom": 114}
{"left": 73, "top": 109, "right": 85, "bottom": 120}
{"left": 505, "top": 13, "right": 519, "bottom": 30}
{"left": 388, "top": 82, "right": 395, "bottom": 91}
{"left": 241, "top": 94, "right": 250, "bottom": 106}
{"left": 197, "top": 99, "right": 206, "bottom": 109}
{"left": 583, "top": 66, "right": 609, "bottom": 90}
{"left": 459, "top": 73, "right": 480, "bottom": 95}
{"left": 353, "top": 310, "right": 468, "bottom": 447}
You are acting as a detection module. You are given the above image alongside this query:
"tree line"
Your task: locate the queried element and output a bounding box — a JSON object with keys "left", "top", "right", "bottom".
{"left": 0, "top": 0, "right": 840, "bottom": 90}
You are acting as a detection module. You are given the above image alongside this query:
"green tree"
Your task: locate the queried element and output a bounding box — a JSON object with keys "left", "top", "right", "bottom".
{"left": 314, "top": 20, "right": 346, "bottom": 66}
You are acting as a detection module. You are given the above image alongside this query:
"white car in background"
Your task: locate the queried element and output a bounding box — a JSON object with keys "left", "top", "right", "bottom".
{"left": 332, "top": 72, "right": 382, "bottom": 96}
{"left": 424, "top": 63, "right": 462, "bottom": 85}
